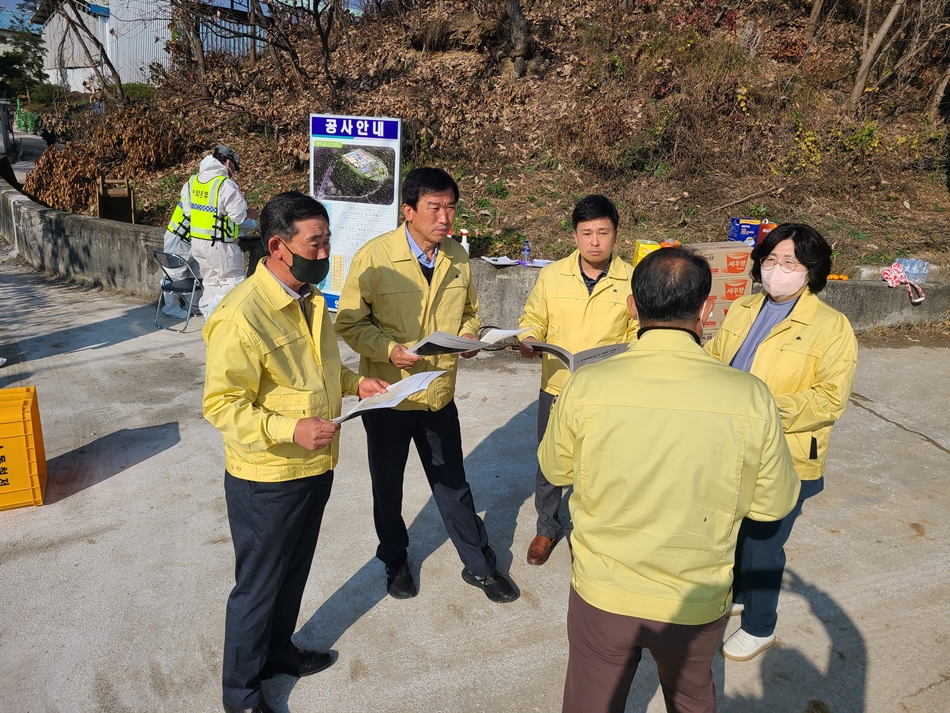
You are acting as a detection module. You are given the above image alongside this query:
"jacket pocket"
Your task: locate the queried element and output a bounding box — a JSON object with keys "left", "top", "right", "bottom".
{"left": 769, "top": 344, "right": 820, "bottom": 395}
{"left": 809, "top": 436, "right": 818, "bottom": 460}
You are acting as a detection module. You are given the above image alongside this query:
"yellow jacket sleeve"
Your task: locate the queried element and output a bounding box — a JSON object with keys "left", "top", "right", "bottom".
{"left": 704, "top": 326, "right": 727, "bottom": 362}
{"left": 774, "top": 315, "right": 858, "bottom": 434}
{"left": 203, "top": 319, "right": 298, "bottom": 449}
{"left": 334, "top": 250, "right": 399, "bottom": 365}
{"left": 460, "top": 267, "right": 481, "bottom": 338}
{"left": 747, "top": 401, "right": 802, "bottom": 521}
{"left": 518, "top": 273, "right": 549, "bottom": 342}
{"left": 537, "top": 378, "right": 577, "bottom": 487}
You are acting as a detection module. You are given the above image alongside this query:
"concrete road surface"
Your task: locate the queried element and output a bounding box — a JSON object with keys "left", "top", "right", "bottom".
{"left": 0, "top": 245, "right": 947, "bottom": 713}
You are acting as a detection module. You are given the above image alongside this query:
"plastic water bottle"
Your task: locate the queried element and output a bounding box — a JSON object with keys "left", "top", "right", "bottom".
{"left": 919, "top": 261, "right": 929, "bottom": 284}
{"left": 522, "top": 239, "right": 531, "bottom": 266}
{"left": 910, "top": 259, "right": 921, "bottom": 282}
{"left": 460, "top": 229, "right": 470, "bottom": 254}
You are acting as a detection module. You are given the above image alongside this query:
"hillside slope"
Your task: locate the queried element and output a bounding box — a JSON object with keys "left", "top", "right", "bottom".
{"left": 22, "top": 0, "right": 950, "bottom": 270}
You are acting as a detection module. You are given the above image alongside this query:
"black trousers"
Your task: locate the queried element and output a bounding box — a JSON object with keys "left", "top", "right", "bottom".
{"left": 534, "top": 389, "right": 573, "bottom": 540}
{"left": 222, "top": 470, "right": 333, "bottom": 709}
{"left": 362, "top": 400, "right": 497, "bottom": 578}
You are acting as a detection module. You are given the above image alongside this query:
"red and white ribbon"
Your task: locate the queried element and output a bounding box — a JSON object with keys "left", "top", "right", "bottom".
{"left": 881, "top": 263, "right": 926, "bottom": 304}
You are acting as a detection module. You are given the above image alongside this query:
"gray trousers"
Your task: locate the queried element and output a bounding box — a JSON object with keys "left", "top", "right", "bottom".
{"left": 535, "top": 389, "right": 572, "bottom": 539}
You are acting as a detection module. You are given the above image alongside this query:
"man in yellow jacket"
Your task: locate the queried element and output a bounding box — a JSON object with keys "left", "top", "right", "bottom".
{"left": 539, "top": 248, "right": 800, "bottom": 713}
{"left": 518, "top": 194, "right": 636, "bottom": 565}
{"left": 335, "top": 167, "right": 518, "bottom": 604}
{"left": 204, "top": 192, "right": 387, "bottom": 713}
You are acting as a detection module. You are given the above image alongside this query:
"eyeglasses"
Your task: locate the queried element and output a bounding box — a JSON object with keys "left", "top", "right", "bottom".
{"left": 760, "top": 256, "right": 803, "bottom": 273}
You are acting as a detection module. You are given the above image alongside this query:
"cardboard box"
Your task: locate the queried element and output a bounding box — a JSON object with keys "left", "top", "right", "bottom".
{"left": 687, "top": 242, "right": 753, "bottom": 276}
{"left": 700, "top": 300, "right": 734, "bottom": 346}
{"left": 728, "top": 217, "right": 761, "bottom": 244}
{"left": 709, "top": 275, "right": 752, "bottom": 302}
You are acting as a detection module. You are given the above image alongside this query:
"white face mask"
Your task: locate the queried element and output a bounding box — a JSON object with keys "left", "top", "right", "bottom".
{"left": 761, "top": 265, "right": 807, "bottom": 299}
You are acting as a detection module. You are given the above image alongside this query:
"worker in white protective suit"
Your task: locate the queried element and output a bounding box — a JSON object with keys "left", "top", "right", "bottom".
{"left": 180, "top": 145, "right": 258, "bottom": 317}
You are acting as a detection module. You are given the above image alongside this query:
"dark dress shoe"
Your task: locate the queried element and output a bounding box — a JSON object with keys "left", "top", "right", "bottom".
{"left": 461, "top": 568, "right": 519, "bottom": 603}
{"left": 263, "top": 649, "right": 334, "bottom": 678}
{"left": 222, "top": 698, "right": 276, "bottom": 713}
{"left": 386, "top": 561, "right": 418, "bottom": 599}
{"left": 526, "top": 534, "right": 556, "bottom": 565}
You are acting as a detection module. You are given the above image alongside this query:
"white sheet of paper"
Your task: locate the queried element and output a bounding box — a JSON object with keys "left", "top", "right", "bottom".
{"left": 407, "top": 331, "right": 490, "bottom": 356}
{"left": 479, "top": 328, "right": 529, "bottom": 345}
{"left": 334, "top": 371, "right": 445, "bottom": 423}
{"left": 481, "top": 256, "right": 521, "bottom": 266}
{"left": 530, "top": 259, "right": 554, "bottom": 267}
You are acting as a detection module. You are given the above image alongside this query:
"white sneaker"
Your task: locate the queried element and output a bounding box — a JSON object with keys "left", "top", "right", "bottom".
{"left": 729, "top": 602, "right": 744, "bottom": 617}
{"left": 722, "top": 628, "right": 775, "bottom": 661}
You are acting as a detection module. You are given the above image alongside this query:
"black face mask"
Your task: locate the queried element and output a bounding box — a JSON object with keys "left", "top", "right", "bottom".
{"left": 281, "top": 244, "right": 329, "bottom": 285}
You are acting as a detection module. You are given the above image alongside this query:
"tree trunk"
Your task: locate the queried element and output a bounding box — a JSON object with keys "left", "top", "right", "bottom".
{"left": 249, "top": 5, "right": 256, "bottom": 66}
{"left": 804, "top": 0, "right": 825, "bottom": 42}
{"left": 507, "top": 0, "right": 528, "bottom": 78}
{"left": 187, "top": 19, "right": 212, "bottom": 99}
{"left": 848, "top": 0, "right": 906, "bottom": 112}
{"left": 59, "top": 2, "right": 125, "bottom": 103}
{"left": 929, "top": 63, "right": 950, "bottom": 123}
{"left": 862, "top": 0, "right": 871, "bottom": 53}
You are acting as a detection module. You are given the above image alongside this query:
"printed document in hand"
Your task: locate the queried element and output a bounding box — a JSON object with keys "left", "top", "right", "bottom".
{"left": 407, "top": 329, "right": 527, "bottom": 356}
{"left": 334, "top": 371, "right": 445, "bottom": 424}
{"left": 527, "top": 342, "right": 629, "bottom": 372}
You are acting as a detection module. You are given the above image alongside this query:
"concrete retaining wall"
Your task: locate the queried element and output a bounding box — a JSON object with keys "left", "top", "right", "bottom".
{"left": 472, "top": 260, "right": 950, "bottom": 334}
{"left": 0, "top": 177, "right": 164, "bottom": 298}
{"left": 0, "top": 174, "right": 946, "bottom": 332}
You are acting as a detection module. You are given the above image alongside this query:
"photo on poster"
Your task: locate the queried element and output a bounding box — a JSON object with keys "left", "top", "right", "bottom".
{"left": 312, "top": 145, "right": 396, "bottom": 206}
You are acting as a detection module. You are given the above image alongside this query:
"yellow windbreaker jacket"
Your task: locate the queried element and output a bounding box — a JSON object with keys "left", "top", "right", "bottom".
{"left": 705, "top": 289, "right": 858, "bottom": 481}
{"left": 203, "top": 263, "right": 362, "bottom": 481}
{"left": 334, "top": 226, "right": 480, "bottom": 411}
{"left": 519, "top": 251, "right": 637, "bottom": 395}
{"left": 540, "top": 329, "right": 801, "bottom": 625}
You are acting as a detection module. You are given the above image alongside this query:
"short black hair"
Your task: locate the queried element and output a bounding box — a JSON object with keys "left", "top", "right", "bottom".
{"left": 260, "top": 191, "right": 330, "bottom": 255}
{"left": 750, "top": 223, "right": 832, "bottom": 293}
{"left": 401, "top": 167, "right": 459, "bottom": 209}
{"left": 632, "top": 247, "right": 712, "bottom": 323}
{"left": 572, "top": 194, "right": 619, "bottom": 230}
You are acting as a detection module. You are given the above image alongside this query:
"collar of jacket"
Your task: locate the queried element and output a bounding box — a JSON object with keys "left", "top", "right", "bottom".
{"left": 560, "top": 249, "right": 627, "bottom": 282}
{"left": 389, "top": 222, "right": 439, "bottom": 264}
{"left": 742, "top": 287, "right": 819, "bottom": 326}
{"left": 631, "top": 327, "right": 705, "bottom": 352}
{"left": 255, "top": 258, "right": 319, "bottom": 312}
{"left": 637, "top": 325, "right": 701, "bottom": 345}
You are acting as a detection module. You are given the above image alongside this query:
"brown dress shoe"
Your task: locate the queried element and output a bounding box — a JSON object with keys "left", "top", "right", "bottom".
{"left": 527, "top": 534, "right": 556, "bottom": 565}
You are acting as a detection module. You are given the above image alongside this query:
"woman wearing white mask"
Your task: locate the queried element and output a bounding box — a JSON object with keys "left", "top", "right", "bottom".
{"left": 706, "top": 223, "right": 858, "bottom": 662}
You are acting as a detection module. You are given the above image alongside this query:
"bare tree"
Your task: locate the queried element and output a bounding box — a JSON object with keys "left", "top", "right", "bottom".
{"left": 55, "top": 0, "right": 125, "bottom": 103}
{"left": 930, "top": 62, "right": 950, "bottom": 122}
{"left": 848, "top": 0, "right": 906, "bottom": 111}
{"left": 508, "top": 0, "right": 529, "bottom": 78}
{"left": 804, "top": 0, "right": 825, "bottom": 43}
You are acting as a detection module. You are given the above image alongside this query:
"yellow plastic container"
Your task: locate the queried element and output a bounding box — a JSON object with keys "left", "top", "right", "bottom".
{"left": 0, "top": 387, "right": 47, "bottom": 511}
{"left": 634, "top": 239, "right": 661, "bottom": 266}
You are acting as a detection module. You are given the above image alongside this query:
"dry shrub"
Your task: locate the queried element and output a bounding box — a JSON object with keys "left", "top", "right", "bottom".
{"left": 24, "top": 144, "right": 99, "bottom": 213}
{"left": 25, "top": 104, "right": 192, "bottom": 213}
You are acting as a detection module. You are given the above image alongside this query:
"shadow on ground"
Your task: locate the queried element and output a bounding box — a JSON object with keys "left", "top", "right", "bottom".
{"left": 45, "top": 423, "right": 182, "bottom": 504}
{"left": 262, "top": 403, "right": 538, "bottom": 709}
{"left": 620, "top": 569, "right": 867, "bottom": 713}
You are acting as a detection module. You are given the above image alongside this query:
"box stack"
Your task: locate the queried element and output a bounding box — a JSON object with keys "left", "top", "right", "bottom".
{"left": 0, "top": 386, "right": 48, "bottom": 511}
{"left": 686, "top": 242, "right": 754, "bottom": 345}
